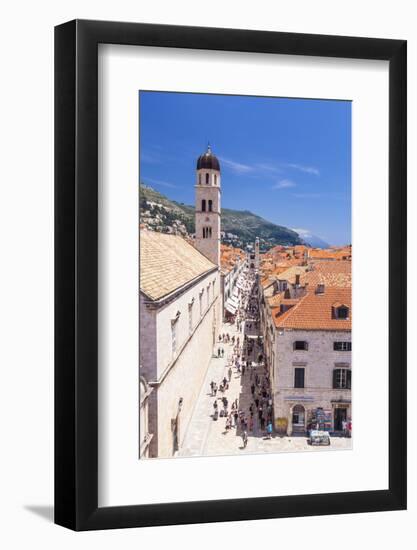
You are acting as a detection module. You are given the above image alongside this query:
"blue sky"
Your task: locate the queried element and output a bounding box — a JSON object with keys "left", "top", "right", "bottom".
{"left": 139, "top": 91, "right": 351, "bottom": 246}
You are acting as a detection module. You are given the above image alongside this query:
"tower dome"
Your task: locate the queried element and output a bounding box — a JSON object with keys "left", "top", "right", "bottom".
{"left": 196, "top": 144, "right": 220, "bottom": 171}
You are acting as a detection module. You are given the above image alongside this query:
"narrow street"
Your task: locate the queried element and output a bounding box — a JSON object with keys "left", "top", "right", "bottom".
{"left": 178, "top": 270, "right": 270, "bottom": 457}
{"left": 178, "top": 269, "right": 351, "bottom": 457}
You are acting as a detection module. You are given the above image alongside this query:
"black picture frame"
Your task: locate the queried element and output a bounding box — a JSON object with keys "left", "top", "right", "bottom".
{"left": 55, "top": 19, "right": 407, "bottom": 531}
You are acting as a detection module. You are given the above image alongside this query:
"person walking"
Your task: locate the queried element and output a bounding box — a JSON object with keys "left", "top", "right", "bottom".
{"left": 266, "top": 421, "right": 273, "bottom": 439}
{"left": 241, "top": 430, "right": 248, "bottom": 448}
{"left": 225, "top": 416, "right": 232, "bottom": 431}
{"left": 251, "top": 383, "right": 255, "bottom": 396}
{"left": 217, "top": 347, "right": 221, "bottom": 358}
{"left": 210, "top": 380, "right": 214, "bottom": 396}
{"left": 228, "top": 366, "right": 232, "bottom": 382}
{"left": 233, "top": 410, "right": 239, "bottom": 428}
{"left": 213, "top": 400, "right": 218, "bottom": 420}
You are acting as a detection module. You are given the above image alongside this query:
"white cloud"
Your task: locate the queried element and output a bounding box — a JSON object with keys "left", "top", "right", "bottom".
{"left": 219, "top": 157, "right": 253, "bottom": 174}
{"left": 255, "top": 162, "right": 283, "bottom": 174}
{"left": 272, "top": 179, "right": 296, "bottom": 189}
{"left": 285, "top": 163, "right": 320, "bottom": 176}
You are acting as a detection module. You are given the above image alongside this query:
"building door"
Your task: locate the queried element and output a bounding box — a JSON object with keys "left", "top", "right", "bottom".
{"left": 292, "top": 404, "right": 305, "bottom": 434}
{"left": 334, "top": 407, "right": 347, "bottom": 431}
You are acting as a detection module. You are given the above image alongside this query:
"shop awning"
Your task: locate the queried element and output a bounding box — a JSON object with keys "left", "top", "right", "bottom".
{"left": 225, "top": 300, "right": 237, "bottom": 315}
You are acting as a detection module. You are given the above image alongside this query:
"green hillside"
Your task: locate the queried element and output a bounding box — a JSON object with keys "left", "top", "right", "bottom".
{"left": 139, "top": 183, "right": 303, "bottom": 250}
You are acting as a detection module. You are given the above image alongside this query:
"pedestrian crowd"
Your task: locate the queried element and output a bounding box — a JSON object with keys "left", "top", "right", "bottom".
{"left": 209, "top": 268, "right": 274, "bottom": 447}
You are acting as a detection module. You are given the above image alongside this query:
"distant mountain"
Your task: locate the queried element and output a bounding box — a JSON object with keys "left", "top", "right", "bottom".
{"left": 292, "top": 228, "right": 330, "bottom": 249}
{"left": 140, "top": 183, "right": 303, "bottom": 250}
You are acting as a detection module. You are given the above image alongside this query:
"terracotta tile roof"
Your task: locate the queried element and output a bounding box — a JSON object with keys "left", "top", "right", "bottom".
{"left": 273, "top": 287, "right": 351, "bottom": 331}
{"left": 260, "top": 260, "right": 305, "bottom": 281}
{"left": 220, "top": 244, "right": 245, "bottom": 274}
{"left": 301, "top": 261, "right": 351, "bottom": 289}
{"left": 275, "top": 265, "right": 308, "bottom": 284}
{"left": 268, "top": 293, "right": 300, "bottom": 308}
{"left": 309, "top": 247, "right": 351, "bottom": 260}
{"left": 312, "top": 260, "right": 352, "bottom": 273}
{"left": 268, "top": 293, "right": 282, "bottom": 307}
{"left": 140, "top": 230, "right": 216, "bottom": 301}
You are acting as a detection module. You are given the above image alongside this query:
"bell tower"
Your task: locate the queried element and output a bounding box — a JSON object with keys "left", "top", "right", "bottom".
{"left": 194, "top": 144, "right": 221, "bottom": 266}
{"left": 254, "top": 237, "right": 260, "bottom": 274}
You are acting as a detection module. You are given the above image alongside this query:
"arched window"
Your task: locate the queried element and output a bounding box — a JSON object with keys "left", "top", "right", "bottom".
{"left": 205, "top": 173, "right": 209, "bottom": 184}
{"left": 198, "top": 173, "right": 202, "bottom": 185}
{"left": 201, "top": 199, "right": 206, "bottom": 212}
{"left": 214, "top": 174, "right": 217, "bottom": 185}
{"left": 208, "top": 200, "right": 213, "bottom": 212}
{"left": 209, "top": 227, "right": 212, "bottom": 237}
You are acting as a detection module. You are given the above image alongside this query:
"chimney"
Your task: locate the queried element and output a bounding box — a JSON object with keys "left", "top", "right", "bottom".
{"left": 316, "top": 283, "right": 325, "bottom": 294}
{"left": 295, "top": 274, "right": 300, "bottom": 286}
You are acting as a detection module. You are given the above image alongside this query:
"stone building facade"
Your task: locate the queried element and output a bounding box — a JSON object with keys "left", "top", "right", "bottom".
{"left": 139, "top": 146, "right": 223, "bottom": 458}
{"left": 139, "top": 231, "right": 221, "bottom": 458}
{"left": 272, "top": 327, "right": 351, "bottom": 435}
{"left": 139, "top": 376, "right": 153, "bottom": 458}
{"left": 262, "top": 283, "right": 352, "bottom": 435}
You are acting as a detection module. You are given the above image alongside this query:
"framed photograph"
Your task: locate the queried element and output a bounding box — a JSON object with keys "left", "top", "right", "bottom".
{"left": 55, "top": 20, "right": 406, "bottom": 530}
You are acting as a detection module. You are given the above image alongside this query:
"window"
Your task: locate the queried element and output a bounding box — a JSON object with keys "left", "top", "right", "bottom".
{"left": 199, "top": 291, "right": 203, "bottom": 317}
{"left": 333, "top": 368, "right": 351, "bottom": 389}
{"left": 198, "top": 173, "right": 202, "bottom": 185}
{"left": 335, "top": 306, "right": 349, "bottom": 319}
{"left": 205, "top": 173, "right": 209, "bottom": 184}
{"left": 334, "top": 341, "right": 352, "bottom": 351}
{"left": 188, "top": 303, "right": 193, "bottom": 334}
{"left": 294, "top": 368, "right": 305, "bottom": 388}
{"left": 214, "top": 174, "right": 217, "bottom": 185}
{"left": 293, "top": 341, "right": 308, "bottom": 351}
{"left": 171, "top": 320, "right": 178, "bottom": 356}
{"left": 206, "top": 286, "right": 210, "bottom": 309}
{"left": 201, "top": 199, "right": 206, "bottom": 212}
{"left": 208, "top": 199, "right": 213, "bottom": 212}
